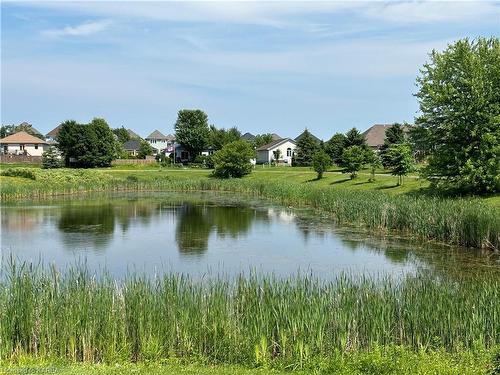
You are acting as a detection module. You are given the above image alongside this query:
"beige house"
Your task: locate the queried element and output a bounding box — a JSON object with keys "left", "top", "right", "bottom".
{"left": 0, "top": 131, "right": 49, "bottom": 156}
{"left": 256, "top": 138, "right": 296, "bottom": 165}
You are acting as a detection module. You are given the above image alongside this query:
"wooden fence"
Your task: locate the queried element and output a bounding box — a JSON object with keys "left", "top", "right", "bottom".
{"left": 0, "top": 155, "right": 42, "bottom": 164}
{"left": 112, "top": 158, "right": 157, "bottom": 165}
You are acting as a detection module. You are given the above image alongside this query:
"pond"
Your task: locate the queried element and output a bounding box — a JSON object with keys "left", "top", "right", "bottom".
{"left": 1, "top": 192, "right": 498, "bottom": 279}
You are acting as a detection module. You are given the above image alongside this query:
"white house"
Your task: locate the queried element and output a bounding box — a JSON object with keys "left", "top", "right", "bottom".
{"left": 145, "top": 130, "right": 175, "bottom": 154}
{"left": 256, "top": 138, "right": 296, "bottom": 165}
{"left": 0, "top": 131, "right": 49, "bottom": 156}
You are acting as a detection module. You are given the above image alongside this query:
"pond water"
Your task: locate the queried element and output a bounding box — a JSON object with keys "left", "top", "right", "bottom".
{"left": 1, "top": 192, "right": 498, "bottom": 279}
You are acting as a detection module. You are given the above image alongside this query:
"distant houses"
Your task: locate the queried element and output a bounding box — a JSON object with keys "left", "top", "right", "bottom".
{"left": 0, "top": 131, "right": 49, "bottom": 156}
{"left": 256, "top": 138, "right": 297, "bottom": 165}
{"left": 123, "top": 139, "right": 141, "bottom": 156}
{"left": 145, "top": 130, "right": 175, "bottom": 154}
{"left": 362, "top": 124, "right": 412, "bottom": 150}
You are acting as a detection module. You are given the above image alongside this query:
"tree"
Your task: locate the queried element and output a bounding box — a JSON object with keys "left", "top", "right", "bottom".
{"left": 341, "top": 145, "right": 366, "bottom": 179}
{"left": 212, "top": 140, "right": 255, "bottom": 178}
{"left": 41, "top": 146, "right": 62, "bottom": 169}
{"left": 387, "top": 143, "right": 414, "bottom": 186}
{"left": 294, "top": 129, "right": 319, "bottom": 166}
{"left": 138, "top": 140, "right": 154, "bottom": 159}
{"left": 415, "top": 37, "right": 500, "bottom": 194}
{"left": 174, "top": 109, "right": 210, "bottom": 161}
{"left": 209, "top": 126, "right": 241, "bottom": 151}
{"left": 272, "top": 149, "right": 282, "bottom": 164}
{"left": 254, "top": 134, "right": 274, "bottom": 148}
{"left": 56, "top": 118, "right": 116, "bottom": 168}
{"left": 325, "top": 133, "right": 347, "bottom": 165}
{"left": 0, "top": 123, "right": 44, "bottom": 139}
{"left": 344, "top": 128, "right": 367, "bottom": 148}
{"left": 113, "top": 127, "right": 131, "bottom": 144}
{"left": 365, "top": 149, "right": 382, "bottom": 182}
{"left": 312, "top": 150, "right": 331, "bottom": 179}
{"left": 380, "top": 123, "right": 406, "bottom": 168}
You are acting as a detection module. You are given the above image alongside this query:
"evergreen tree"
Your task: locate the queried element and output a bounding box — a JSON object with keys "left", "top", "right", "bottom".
{"left": 41, "top": 146, "right": 62, "bottom": 169}
{"left": 380, "top": 123, "right": 406, "bottom": 168}
{"left": 325, "top": 133, "right": 347, "bottom": 165}
{"left": 344, "top": 128, "right": 367, "bottom": 148}
{"left": 294, "top": 129, "right": 319, "bottom": 166}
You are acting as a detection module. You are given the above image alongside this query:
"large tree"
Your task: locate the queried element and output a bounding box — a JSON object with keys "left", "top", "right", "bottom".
{"left": 174, "top": 109, "right": 210, "bottom": 160}
{"left": 325, "top": 133, "right": 347, "bottom": 165}
{"left": 293, "top": 129, "right": 319, "bottom": 166}
{"left": 209, "top": 126, "right": 241, "bottom": 151}
{"left": 57, "top": 118, "right": 116, "bottom": 168}
{"left": 113, "top": 127, "right": 131, "bottom": 144}
{"left": 415, "top": 37, "right": 500, "bottom": 194}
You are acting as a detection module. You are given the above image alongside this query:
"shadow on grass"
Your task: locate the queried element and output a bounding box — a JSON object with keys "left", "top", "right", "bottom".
{"left": 330, "top": 178, "right": 351, "bottom": 185}
{"left": 376, "top": 184, "right": 400, "bottom": 190}
{"left": 353, "top": 181, "right": 371, "bottom": 186}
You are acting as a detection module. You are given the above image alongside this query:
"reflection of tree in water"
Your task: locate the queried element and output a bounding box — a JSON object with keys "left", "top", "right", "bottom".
{"left": 175, "top": 203, "right": 262, "bottom": 256}
{"left": 114, "top": 200, "right": 157, "bottom": 233}
{"left": 58, "top": 204, "right": 115, "bottom": 250}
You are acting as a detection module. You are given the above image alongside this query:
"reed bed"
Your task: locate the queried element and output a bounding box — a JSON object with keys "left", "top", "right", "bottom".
{"left": 0, "top": 262, "right": 499, "bottom": 366}
{"left": 1, "top": 168, "right": 499, "bottom": 249}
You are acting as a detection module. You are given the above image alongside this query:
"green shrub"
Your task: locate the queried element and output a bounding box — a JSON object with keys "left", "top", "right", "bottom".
{"left": 0, "top": 168, "right": 37, "bottom": 180}
{"left": 213, "top": 141, "right": 255, "bottom": 178}
{"left": 41, "top": 146, "right": 63, "bottom": 169}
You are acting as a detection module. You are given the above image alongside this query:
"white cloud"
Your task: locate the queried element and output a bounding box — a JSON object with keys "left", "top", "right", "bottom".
{"left": 42, "top": 19, "right": 112, "bottom": 38}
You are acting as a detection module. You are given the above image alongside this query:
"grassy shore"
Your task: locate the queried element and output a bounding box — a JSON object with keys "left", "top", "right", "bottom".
{"left": 0, "top": 262, "right": 499, "bottom": 373}
{"left": 1, "top": 166, "right": 499, "bottom": 249}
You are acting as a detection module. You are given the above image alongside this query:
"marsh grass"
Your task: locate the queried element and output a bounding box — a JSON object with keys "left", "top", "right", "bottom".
{"left": 0, "top": 261, "right": 499, "bottom": 367}
{"left": 1, "top": 168, "right": 499, "bottom": 249}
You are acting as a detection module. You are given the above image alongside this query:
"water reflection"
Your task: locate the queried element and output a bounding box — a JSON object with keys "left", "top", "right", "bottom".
{"left": 1, "top": 193, "right": 498, "bottom": 279}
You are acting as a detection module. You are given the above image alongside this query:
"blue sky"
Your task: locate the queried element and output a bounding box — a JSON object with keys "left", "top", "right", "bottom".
{"left": 2, "top": 1, "right": 499, "bottom": 139}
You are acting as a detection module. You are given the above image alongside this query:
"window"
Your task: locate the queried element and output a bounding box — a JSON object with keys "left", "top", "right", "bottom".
{"left": 35, "top": 144, "right": 39, "bottom": 150}
{"left": 287, "top": 148, "right": 292, "bottom": 157}
{"left": 20, "top": 144, "right": 25, "bottom": 151}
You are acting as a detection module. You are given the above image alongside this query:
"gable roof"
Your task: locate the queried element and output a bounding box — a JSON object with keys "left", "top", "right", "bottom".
{"left": 362, "top": 124, "right": 413, "bottom": 147}
{"left": 0, "top": 131, "right": 48, "bottom": 144}
{"left": 165, "top": 134, "right": 175, "bottom": 141}
{"left": 123, "top": 139, "right": 141, "bottom": 150}
{"left": 146, "top": 130, "right": 167, "bottom": 140}
{"left": 256, "top": 138, "right": 296, "bottom": 151}
{"left": 46, "top": 124, "right": 62, "bottom": 138}
{"left": 294, "top": 130, "right": 321, "bottom": 143}
{"left": 127, "top": 129, "right": 141, "bottom": 139}
{"left": 241, "top": 132, "right": 256, "bottom": 141}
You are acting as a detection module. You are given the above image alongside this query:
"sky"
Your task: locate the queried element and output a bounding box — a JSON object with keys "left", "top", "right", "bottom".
{"left": 1, "top": 1, "right": 499, "bottom": 139}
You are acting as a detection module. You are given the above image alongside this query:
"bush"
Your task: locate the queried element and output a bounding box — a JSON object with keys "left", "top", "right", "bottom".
{"left": 1, "top": 168, "right": 37, "bottom": 180}
{"left": 212, "top": 140, "right": 255, "bottom": 178}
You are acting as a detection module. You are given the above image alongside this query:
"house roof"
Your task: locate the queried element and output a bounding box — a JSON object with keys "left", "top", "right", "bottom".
{"left": 271, "top": 133, "right": 282, "bottom": 141}
{"left": 127, "top": 129, "right": 141, "bottom": 139}
{"left": 123, "top": 139, "right": 141, "bottom": 150}
{"left": 0, "top": 131, "right": 48, "bottom": 144}
{"left": 241, "top": 132, "right": 256, "bottom": 141}
{"left": 164, "top": 134, "right": 175, "bottom": 141}
{"left": 256, "top": 138, "right": 296, "bottom": 151}
{"left": 294, "top": 130, "right": 321, "bottom": 143}
{"left": 46, "top": 124, "right": 62, "bottom": 138}
{"left": 362, "top": 124, "right": 411, "bottom": 147}
{"left": 146, "top": 130, "right": 167, "bottom": 140}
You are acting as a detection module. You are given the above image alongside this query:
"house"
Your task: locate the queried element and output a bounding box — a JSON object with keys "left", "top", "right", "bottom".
{"left": 45, "top": 124, "right": 62, "bottom": 143}
{"left": 145, "top": 130, "right": 175, "bottom": 154}
{"left": 0, "top": 131, "right": 49, "bottom": 156}
{"left": 127, "top": 129, "right": 141, "bottom": 140}
{"left": 362, "top": 124, "right": 412, "bottom": 150}
{"left": 256, "top": 138, "right": 296, "bottom": 165}
{"left": 294, "top": 130, "right": 321, "bottom": 144}
{"left": 123, "top": 139, "right": 141, "bottom": 156}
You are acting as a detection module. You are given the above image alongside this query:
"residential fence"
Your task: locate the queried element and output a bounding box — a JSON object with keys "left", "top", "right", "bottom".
{"left": 0, "top": 155, "right": 42, "bottom": 164}
{"left": 112, "top": 158, "right": 157, "bottom": 165}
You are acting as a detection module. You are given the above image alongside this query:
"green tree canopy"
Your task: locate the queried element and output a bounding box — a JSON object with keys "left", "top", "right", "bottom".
{"left": 345, "top": 128, "right": 367, "bottom": 149}
{"left": 112, "top": 127, "right": 131, "bottom": 144}
{"left": 174, "top": 109, "right": 210, "bottom": 160}
{"left": 293, "top": 129, "right": 319, "bottom": 166}
{"left": 325, "top": 133, "right": 347, "bottom": 165}
{"left": 209, "top": 126, "right": 241, "bottom": 151}
{"left": 213, "top": 140, "right": 255, "bottom": 178}
{"left": 0, "top": 123, "right": 44, "bottom": 139}
{"left": 254, "top": 134, "right": 274, "bottom": 148}
{"left": 387, "top": 143, "right": 414, "bottom": 186}
{"left": 138, "top": 140, "right": 154, "bottom": 159}
{"left": 380, "top": 123, "right": 406, "bottom": 168}
{"left": 41, "top": 146, "right": 62, "bottom": 169}
{"left": 56, "top": 118, "right": 116, "bottom": 168}
{"left": 341, "top": 145, "right": 366, "bottom": 179}
{"left": 312, "top": 150, "right": 331, "bottom": 179}
{"left": 415, "top": 37, "right": 500, "bottom": 194}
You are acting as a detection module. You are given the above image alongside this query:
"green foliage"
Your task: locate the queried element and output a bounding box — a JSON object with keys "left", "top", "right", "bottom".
{"left": 380, "top": 123, "right": 406, "bottom": 168}
{"left": 272, "top": 148, "right": 282, "bottom": 164}
{"left": 325, "top": 133, "right": 347, "bottom": 165}
{"left": 112, "top": 127, "right": 131, "bottom": 144}
{"left": 174, "top": 110, "right": 210, "bottom": 159}
{"left": 253, "top": 134, "right": 274, "bottom": 148}
{"left": 415, "top": 37, "right": 500, "bottom": 194}
{"left": 1, "top": 261, "right": 499, "bottom": 367}
{"left": 138, "top": 140, "right": 154, "bottom": 159}
{"left": 0, "top": 122, "right": 44, "bottom": 139}
{"left": 0, "top": 167, "right": 37, "bottom": 180}
{"left": 56, "top": 118, "right": 116, "bottom": 168}
{"left": 311, "top": 150, "right": 331, "bottom": 179}
{"left": 209, "top": 126, "right": 241, "bottom": 151}
{"left": 294, "top": 129, "right": 319, "bottom": 167}
{"left": 341, "top": 146, "right": 366, "bottom": 179}
{"left": 213, "top": 140, "right": 255, "bottom": 178}
{"left": 365, "top": 150, "right": 382, "bottom": 182}
{"left": 41, "top": 146, "right": 62, "bottom": 169}
{"left": 387, "top": 143, "right": 414, "bottom": 186}
{"left": 344, "top": 127, "right": 368, "bottom": 149}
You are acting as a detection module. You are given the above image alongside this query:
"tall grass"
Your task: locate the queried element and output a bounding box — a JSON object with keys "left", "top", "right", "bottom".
{"left": 1, "top": 168, "right": 499, "bottom": 249}
{"left": 0, "top": 261, "right": 499, "bottom": 366}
